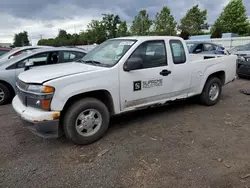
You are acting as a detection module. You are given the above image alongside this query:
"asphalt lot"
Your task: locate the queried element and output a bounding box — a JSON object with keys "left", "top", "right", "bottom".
{"left": 0, "top": 78, "right": 250, "bottom": 188}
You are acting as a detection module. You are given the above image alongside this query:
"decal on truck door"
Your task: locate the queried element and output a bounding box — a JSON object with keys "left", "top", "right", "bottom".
{"left": 143, "top": 79, "right": 163, "bottom": 89}
{"left": 133, "top": 81, "right": 142, "bottom": 91}
{"left": 133, "top": 79, "right": 163, "bottom": 91}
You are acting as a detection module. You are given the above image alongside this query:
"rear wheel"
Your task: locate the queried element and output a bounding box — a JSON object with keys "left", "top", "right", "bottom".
{"left": 0, "top": 83, "right": 11, "bottom": 105}
{"left": 63, "top": 98, "right": 110, "bottom": 145}
{"left": 200, "top": 77, "right": 222, "bottom": 106}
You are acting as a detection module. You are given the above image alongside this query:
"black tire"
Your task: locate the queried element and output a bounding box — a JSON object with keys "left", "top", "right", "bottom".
{"left": 0, "top": 83, "right": 11, "bottom": 105}
{"left": 200, "top": 77, "right": 222, "bottom": 106}
{"left": 237, "top": 74, "right": 244, "bottom": 79}
{"left": 237, "top": 74, "right": 249, "bottom": 79}
{"left": 63, "top": 98, "right": 110, "bottom": 145}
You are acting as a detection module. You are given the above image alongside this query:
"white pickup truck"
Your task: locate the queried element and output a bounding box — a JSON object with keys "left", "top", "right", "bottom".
{"left": 12, "top": 36, "right": 237, "bottom": 145}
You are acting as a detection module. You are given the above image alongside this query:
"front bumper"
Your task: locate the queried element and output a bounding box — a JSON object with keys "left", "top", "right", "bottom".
{"left": 237, "top": 64, "right": 250, "bottom": 77}
{"left": 12, "top": 96, "right": 62, "bottom": 138}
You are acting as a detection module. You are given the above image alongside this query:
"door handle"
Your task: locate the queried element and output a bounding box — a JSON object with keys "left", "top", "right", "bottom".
{"left": 160, "top": 69, "right": 171, "bottom": 76}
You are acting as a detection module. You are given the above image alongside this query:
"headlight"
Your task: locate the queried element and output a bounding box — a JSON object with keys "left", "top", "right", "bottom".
{"left": 27, "top": 85, "right": 54, "bottom": 93}
{"left": 26, "top": 85, "right": 55, "bottom": 111}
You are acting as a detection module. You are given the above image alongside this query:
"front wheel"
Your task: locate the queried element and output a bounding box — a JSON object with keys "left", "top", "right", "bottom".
{"left": 63, "top": 98, "right": 110, "bottom": 145}
{"left": 0, "top": 83, "right": 11, "bottom": 105}
{"left": 200, "top": 77, "right": 222, "bottom": 106}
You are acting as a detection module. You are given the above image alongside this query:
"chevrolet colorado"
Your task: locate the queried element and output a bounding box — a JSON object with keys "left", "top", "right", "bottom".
{"left": 12, "top": 36, "right": 237, "bottom": 145}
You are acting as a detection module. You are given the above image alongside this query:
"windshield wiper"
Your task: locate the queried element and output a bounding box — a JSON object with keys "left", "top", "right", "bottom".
{"left": 84, "top": 60, "right": 102, "bottom": 66}
{"left": 76, "top": 59, "right": 101, "bottom": 66}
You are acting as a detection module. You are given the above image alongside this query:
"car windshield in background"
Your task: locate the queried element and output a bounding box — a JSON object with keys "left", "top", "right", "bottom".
{"left": 239, "top": 44, "right": 250, "bottom": 51}
{"left": 81, "top": 39, "right": 137, "bottom": 67}
{"left": 230, "top": 43, "right": 250, "bottom": 53}
{"left": 186, "top": 43, "right": 195, "bottom": 52}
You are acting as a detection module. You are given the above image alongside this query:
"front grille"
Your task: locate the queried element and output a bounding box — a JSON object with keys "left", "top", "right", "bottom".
{"left": 16, "top": 79, "right": 28, "bottom": 106}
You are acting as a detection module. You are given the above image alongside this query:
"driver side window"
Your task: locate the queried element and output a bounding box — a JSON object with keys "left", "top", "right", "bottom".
{"left": 17, "top": 52, "right": 48, "bottom": 69}
{"left": 128, "top": 40, "right": 167, "bottom": 70}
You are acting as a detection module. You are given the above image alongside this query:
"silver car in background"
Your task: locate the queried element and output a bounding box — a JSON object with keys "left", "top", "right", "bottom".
{"left": 0, "top": 47, "right": 87, "bottom": 105}
{"left": 0, "top": 46, "right": 52, "bottom": 63}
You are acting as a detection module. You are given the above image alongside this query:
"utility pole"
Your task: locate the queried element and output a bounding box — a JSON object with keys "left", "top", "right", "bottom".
{"left": 39, "top": 35, "right": 43, "bottom": 40}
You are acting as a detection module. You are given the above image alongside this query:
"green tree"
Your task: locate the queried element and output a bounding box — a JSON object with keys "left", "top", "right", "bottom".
{"left": 179, "top": 30, "right": 190, "bottom": 40}
{"left": 178, "top": 5, "right": 208, "bottom": 35}
{"left": 117, "top": 21, "right": 129, "bottom": 37}
{"left": 13, "top": 31, "right": 30, "bottom": 47}
{"left": 130, "top": 9, "right": 152, "bottom": 35}
{"left": 153, "top": 6, "right": 177, "bottom": 36}
{"left": 57, "top": 29, "right": 68, "bottom": 39}
{"left": 102, "top": 14, "right": 121, "bottom": 38}
{"left": 211, "top": 0, "right": 250, "bottom": 35}
{"left": 85, "top": 20, "right": 107, "bottom": 44}
{"left": 211, "top": 26, "right": 223, "bottom": 38}
{"left": 79, "top": 32, "right": 88, "bottom": 45}
{"left": 37, "top": 38, "right": 56, "bottom": 46}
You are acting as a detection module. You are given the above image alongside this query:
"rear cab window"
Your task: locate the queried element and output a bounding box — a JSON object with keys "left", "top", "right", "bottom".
{"left": 170, "top": 40, "right": 186, "bottom": 64}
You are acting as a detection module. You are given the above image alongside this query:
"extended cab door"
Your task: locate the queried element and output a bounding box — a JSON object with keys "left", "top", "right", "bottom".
{"left": 168, "top": 39, "right": 191, "bottom": 98}
{"left": 119, "top": 40, "right": 173, "bottom": 111}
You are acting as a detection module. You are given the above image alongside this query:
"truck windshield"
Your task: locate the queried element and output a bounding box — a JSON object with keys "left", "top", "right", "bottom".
{"left": 81, "top": 39, "right": 137, "bottom": 67}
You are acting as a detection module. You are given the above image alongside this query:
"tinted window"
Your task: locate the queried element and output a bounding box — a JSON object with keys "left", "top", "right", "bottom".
{"left": 47, "top": 52, "right": 59, "bottom": 65}
{"left": 0, "top": 50, "right": 8, "bottom": 56}
{"left": 129, "top": 40, "right": 167, "bottom": 69}
{"left": 17, "top": 52, "right": 49, "bottom": 68}
{"left": 194, "top": 44, "right": 203, "bottom": 53}
{"left": 170, "top": 40, "right": 186, "bottom": 64}
{"left": 203, "top": 44, "right": 216, "bottom": 51}
{"left": 63, "top": 51, "right": 86, "bottom": 62}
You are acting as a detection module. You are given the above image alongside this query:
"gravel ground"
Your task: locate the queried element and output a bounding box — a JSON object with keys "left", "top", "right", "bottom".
{"left": 0, "top": 78, "right": 250, "bottom": 188}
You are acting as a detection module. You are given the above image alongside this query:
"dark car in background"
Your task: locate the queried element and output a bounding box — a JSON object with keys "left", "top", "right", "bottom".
{"left": 237, "top": 54, "right": 250, "bottom": 79}
{"left": 186, "top": 41, "right": 226, "bottom": 54}
{"left": 0, "top": 47, "right": 11, "bottom": 56}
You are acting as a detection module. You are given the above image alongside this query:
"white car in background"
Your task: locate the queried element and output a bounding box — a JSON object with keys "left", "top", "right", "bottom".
{"left": 0, "top": 46, "right": 53, "bottom": 63}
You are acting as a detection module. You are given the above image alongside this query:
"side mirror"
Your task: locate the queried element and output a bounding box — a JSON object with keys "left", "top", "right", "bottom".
{"left": 24, "top": 60, "right": 34, "bottom": 71}
{"left": 195, "top": 49, "right": 202, "bottom": 53}
{"left": 123, "top": 57, "right": 143, "bottom": 71}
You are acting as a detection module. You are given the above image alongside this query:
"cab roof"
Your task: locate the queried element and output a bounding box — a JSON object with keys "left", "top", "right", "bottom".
{"left": 110, "top": 36, "right": 183, "bottom": 41}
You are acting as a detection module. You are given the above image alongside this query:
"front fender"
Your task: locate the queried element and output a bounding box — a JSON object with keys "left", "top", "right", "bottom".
{"left": 47, "top": 69, "right": 120, "bottom": 113}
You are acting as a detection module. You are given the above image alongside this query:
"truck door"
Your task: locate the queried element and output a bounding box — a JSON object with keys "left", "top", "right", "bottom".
{"left": 168, "top": 39, "right": 191, "bottom": 98}
{"left": 119, "top": 40, "right": 173, "bottom": 111}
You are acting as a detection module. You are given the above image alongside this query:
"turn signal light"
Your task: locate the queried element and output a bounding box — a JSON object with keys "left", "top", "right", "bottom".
{"left": 43, "top": 86, "right": 54, "bottom": 93}
{"left": 41, "top": 99, "right": 51, "bottom": 111}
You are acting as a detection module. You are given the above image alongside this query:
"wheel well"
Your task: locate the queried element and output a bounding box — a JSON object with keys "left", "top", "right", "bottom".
{"left": 62, "top": 90, "right": 115, "bottom": 116}
{"left": 0, "top": 80, "right": 15, "bottom": 96}
{"left": 207, "top": 71, "right": 225, "bottom": 85}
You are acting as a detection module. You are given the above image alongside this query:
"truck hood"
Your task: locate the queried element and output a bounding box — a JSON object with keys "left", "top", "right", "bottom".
{"left": 18, "top": 62, "right": 105, "bottom": 84}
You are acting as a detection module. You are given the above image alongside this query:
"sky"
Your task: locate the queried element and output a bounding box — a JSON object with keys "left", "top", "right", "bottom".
{"left": 0, "top": 0, "right": 249, "bottom": 45}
